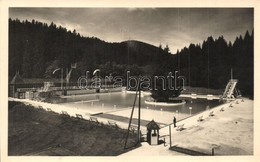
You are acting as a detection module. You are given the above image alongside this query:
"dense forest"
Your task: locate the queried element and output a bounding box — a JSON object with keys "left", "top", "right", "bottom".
{"left": 9, "top": 18, "right": 253, "bottom": 98}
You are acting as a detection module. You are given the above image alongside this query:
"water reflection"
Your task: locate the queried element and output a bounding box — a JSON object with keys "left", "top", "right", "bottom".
{"left": 57, "top": 92, "right": 223, "bottom": 116}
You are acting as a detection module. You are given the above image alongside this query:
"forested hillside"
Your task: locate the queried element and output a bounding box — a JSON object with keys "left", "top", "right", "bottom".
{"left": 9, "top": 18, "right": 253, "bottom": 97}
{"left": 174, "top": 32, "right": 253, "bottom": 97}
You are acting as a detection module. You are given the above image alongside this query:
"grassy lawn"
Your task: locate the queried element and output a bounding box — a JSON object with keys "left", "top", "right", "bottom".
{"left": 8, "top": 101, "right": 139, "bottom": 156}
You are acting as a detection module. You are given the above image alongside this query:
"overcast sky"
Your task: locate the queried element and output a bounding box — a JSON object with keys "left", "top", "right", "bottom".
{"left": 9, "top": 8, "right": 253, "bottom": 53}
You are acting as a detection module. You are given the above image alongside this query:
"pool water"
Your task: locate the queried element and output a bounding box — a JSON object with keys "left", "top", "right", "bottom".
{"left": 56, "top": 92, "right": 223, "bottom": 116}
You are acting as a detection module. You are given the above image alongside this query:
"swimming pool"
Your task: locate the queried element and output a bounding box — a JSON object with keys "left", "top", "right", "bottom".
{"left": 56, "top": 92, "right": 223, "bottom": 116}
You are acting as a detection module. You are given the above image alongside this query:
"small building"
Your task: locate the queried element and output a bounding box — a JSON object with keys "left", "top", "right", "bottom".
{"left": 25, "top": 91, "right": 34, "bottom": 99}
{"left": 9, "top": 72, "right": 24, "bottom": 98}
{"left": 9, "top": 72, "right": 122, "bottom": 98}
{"left": 146, "top": 120, "right": 160, "bottom": 145}
{"left": 9, "top": 72, "right": 66, "bottom": 98}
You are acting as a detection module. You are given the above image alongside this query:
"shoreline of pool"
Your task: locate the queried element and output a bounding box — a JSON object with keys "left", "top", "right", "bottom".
{"left": 8, "top": 95, "right": 230, "bottom": 130}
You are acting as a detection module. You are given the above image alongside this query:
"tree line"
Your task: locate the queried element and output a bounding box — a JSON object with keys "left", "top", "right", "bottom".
{"left": 174, "top": 31, "right": 253, "bottom": 98}
{"left": 9, "top": 18, "right": 253, "bottom": 98}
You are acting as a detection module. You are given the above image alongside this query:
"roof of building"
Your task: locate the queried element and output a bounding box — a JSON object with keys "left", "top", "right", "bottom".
{"left": 9, "top": 72, "right": 67, "bottom": 84}
{"left": 10, "top": 72, "right": 24, "bottom": 84}
{"left": 146, "top": 120, "right": 160, "bottom": 130}
{"left": 22, "top": 78, "right": 64, "bottom": 84}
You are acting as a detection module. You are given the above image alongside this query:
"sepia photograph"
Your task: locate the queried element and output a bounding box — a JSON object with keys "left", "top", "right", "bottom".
{"left": 0, "top": 1, "right": 259, "bottom": 161}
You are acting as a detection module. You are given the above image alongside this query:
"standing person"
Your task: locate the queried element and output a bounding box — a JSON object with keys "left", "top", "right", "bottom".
{"left": 173, "top": 116, "right": 176, "bottom": 127}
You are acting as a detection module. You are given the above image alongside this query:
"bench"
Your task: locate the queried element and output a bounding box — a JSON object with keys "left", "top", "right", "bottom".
{"left": 75, "top": 114, "right": 83, "bottom": 119}
{"left": 140, "top": 134, "right": 147, "bottom": 142}
{"left": 85, "top": 112, "right": 91, "bottom": 116}
{"left": 61, "top": 110, "right": 69, "bottom": 115}
{"left": 46, "top": 108, "right": 52, "bottom": 111}
{"left": 108, "top": 120, "right": 118, "bottom": 128}
{"left": 176, "top": 124, "right": 184, "bottom": 131}
{"left": 220, "top": 107, "right": 224, "bottom": 112}
{"left": 209, "top": 111, "right": 214, "bottom": 117}
{"left": 89, "top": 116, "right": 98, "bottom": 122}
{"left": 130, "top": 126, "right": 138, "bottom": 132}
{"left": 38, "top": 106, "right": 44, "bottom": 109}
{"left": 197, "top": 116, "right": 203, "bottom": 122}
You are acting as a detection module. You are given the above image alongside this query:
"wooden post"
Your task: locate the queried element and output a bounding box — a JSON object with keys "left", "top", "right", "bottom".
{"left": 137, "top": 81, "right": 141, "bottom": 143}
{"left": 124, "top": 80, "right": 140, "bottom": 149}
{"left": 169, "top": 125, "right": 172, "bottom": 147}
{"left": 61, "top": 68, "right": 63, "bottom": 90}
{"left": 231, "top": 68, "right": 233, "bottom": 80}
